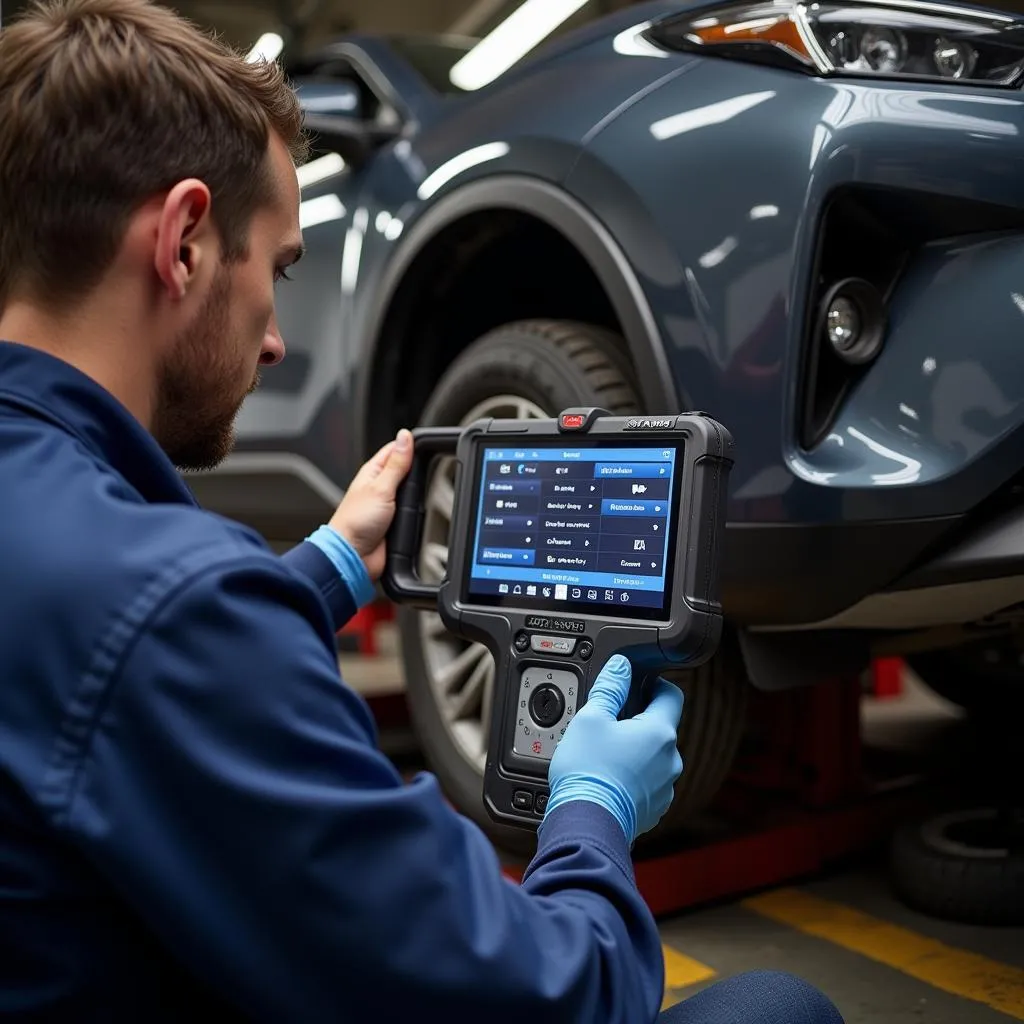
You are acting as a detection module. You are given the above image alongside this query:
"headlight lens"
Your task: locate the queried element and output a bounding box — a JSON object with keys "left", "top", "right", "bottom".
{"left": 647, "top": 0, "right": 1024, "bottom": 86}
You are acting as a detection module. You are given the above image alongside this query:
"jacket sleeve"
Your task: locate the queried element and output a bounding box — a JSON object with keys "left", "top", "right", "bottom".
{"left": 279, "top": 540, "right": 359, "bottom": 632}
{"left": 53, "top": 553, "right": 665, "bottom": 1024}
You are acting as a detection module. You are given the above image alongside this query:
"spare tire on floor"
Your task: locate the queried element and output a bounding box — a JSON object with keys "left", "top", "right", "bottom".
{"left": 890, "top": 806, "right": 1024, "bottom": 926}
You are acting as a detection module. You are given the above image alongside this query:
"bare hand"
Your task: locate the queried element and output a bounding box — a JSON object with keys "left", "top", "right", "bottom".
{"left": 328, "top": 430, "right": 414, "bottom": 580}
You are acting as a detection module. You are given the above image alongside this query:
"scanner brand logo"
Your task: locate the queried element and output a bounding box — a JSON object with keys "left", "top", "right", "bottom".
{"left": 626, "top": 417, "right": 674, "bottom": 430}
{"left": 527, "top": 615, "right": 585, "bottom": 635}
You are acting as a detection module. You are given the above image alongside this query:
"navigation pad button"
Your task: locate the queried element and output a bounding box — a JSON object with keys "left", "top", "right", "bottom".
{"left": 513, "top": 666, "right": 577, "bottom": 762}
{"left": 530, "top": 634, "right": 576, "bottom": 656}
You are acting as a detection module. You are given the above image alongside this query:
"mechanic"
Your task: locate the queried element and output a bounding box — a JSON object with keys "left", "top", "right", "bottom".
{"left": 0, "top": 2, "right": 844, "bottom": 1022}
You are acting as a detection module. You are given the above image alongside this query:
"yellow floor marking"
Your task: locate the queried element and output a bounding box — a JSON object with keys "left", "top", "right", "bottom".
{"left": 744, "top": 888, "right": 1024, "bottom": 1021}
{"left": 662, "top": 943, "right": 717, "bottom": 991}
{"left": 661, "top": 990, "right": 682, "bottom": 1012}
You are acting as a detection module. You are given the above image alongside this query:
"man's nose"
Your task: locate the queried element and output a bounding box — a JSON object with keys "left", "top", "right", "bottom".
{"left": 260, "top": 314, "right": 286, "bottom": 366}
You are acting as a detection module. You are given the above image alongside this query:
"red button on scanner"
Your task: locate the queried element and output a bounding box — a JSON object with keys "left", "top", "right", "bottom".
{"left": 561, "top": 414, "right": 585, "bottom": 429}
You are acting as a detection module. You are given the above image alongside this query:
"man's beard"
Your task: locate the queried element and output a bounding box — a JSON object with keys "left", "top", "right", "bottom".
{"left": 151, "top": 267, "right": 261, "bottom": 472}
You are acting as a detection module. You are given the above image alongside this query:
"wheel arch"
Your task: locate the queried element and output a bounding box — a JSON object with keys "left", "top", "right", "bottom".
{"left": 355, "top": 175, "right": 682, "bottom": 459}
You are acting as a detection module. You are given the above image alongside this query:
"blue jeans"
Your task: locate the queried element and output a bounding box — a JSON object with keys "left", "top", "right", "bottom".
{"left": 659, "top": 971, "right": 844, "bottom": 1023}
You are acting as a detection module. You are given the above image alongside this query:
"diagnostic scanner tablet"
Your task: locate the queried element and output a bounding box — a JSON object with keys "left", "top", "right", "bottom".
{"left": 382, "top": 408, "right": 734, "bottom": 830}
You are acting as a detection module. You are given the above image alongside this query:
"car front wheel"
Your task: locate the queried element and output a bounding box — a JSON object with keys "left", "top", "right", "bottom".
{"left": 396, "top": 319, "right": 748, "bottom": 848}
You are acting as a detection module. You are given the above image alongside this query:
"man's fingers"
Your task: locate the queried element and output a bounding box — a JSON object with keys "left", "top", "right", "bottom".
{"left": 635, "top": 678, "right": 685, "bottom": 731}
{"left": 366, "top": 440, "right": 397, "bottom": 477}
{"left": 583, "top": 654, "right": 632, "bottom": 718}
{"left": 346, "top": 441, "right": 396, "bottom": 491}
{"left": 373, "top": 429, "right": 414, "bottom": 493}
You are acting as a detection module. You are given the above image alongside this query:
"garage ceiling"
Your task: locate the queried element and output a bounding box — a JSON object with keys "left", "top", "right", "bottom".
{"left": 1, "top": 1, "right": 640, "bottom": 55}
{"left": 174, "top": 0, "right": 638, "bottom": 54}
{"left": 5, "top": 0, "right": 1024, "bottom": 49}
{"left": 172, "top": 0, "right": 471, "bottom": 48}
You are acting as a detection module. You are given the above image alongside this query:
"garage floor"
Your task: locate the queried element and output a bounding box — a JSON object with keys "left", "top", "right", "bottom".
{"left": 339, "top": 635, "right": 1024, "bottom": 1022}
{"left": 657, "top": 865, "right": 1024, "bottom": 1021}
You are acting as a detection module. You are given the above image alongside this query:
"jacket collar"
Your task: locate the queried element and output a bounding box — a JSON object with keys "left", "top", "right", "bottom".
{"left": 0, "top": 341, "right": 198, "bottom": 507}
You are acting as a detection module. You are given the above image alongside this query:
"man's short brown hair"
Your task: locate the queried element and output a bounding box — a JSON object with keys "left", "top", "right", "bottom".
{"left": 0, "top": 0, "right": 309, "bottom": 312}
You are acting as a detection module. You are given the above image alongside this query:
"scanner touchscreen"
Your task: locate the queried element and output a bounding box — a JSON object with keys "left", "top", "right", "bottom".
{"left": 464, "top": 442, "right": 683, "bottom": 621}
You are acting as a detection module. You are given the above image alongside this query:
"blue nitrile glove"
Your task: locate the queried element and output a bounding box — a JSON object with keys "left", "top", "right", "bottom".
{"left": 544, "top": 654, "right": 685, "bottom": 845}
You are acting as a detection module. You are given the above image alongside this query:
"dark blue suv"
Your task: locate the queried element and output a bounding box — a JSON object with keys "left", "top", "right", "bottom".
{"left": 188, "top": 0, "right": 1024, "bottom": 839}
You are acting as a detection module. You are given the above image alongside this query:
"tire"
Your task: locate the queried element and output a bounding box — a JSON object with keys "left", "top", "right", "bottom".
{"left": 908, "top": 638, "right": 1024, "bottom": 717}
{"left": 395, "top": 319, "right": 748, "bottom": 849}
{"left": 890, "top": 807, "right": 1024, "bottom": 926}
{"left": 653, "top": 634, "right": 748, "bottom": 843}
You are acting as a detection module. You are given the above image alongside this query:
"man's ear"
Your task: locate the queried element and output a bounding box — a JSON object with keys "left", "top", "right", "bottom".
{"left": 153, "top": 179, "right": 214, "bottom": 301}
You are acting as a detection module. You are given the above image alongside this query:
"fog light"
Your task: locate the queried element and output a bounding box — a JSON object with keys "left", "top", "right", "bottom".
{"left": 818, "top": 278, "right": 886, "bottom": 365}
{"left": 826, "top": 296, "right": 860, "bottom": 353}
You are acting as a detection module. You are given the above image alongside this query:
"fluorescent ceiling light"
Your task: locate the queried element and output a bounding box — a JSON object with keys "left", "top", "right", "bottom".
{"left": 449, "top": 0, "right": 591, "bottom": 91}
{"left": 300, "top": 93, "right": 360, "bottom": 113}
{"left": 300, "top": 194, "right": 346, "bottom": 230}
{"left": 247, "top": 32, "right": 284, "bottom": 64}
{"left": 297, "top": 153, "right": 346, "bottom": 190}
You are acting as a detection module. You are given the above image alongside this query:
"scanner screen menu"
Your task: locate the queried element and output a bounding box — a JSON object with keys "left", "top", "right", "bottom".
{"left": 465, "top": 444, "right": 680, "bottom": 614}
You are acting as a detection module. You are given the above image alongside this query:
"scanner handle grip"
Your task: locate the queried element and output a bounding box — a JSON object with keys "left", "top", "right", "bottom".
{"left": 380, "top": 427, "right": 462, "bottom": 609}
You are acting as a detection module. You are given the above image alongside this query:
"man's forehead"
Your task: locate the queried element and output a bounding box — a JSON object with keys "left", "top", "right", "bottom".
{"left": 262, "top": 133, "right": 299, "bottom": 208}
{"left": 268, "top": 132, "right": 299, "bottom": 186}
{"left": 262, "top": 137, "right": 303, "bottom": 250}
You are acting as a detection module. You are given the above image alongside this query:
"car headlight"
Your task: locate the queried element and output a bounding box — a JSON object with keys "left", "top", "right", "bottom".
{"left": 646, "top": 0, "right": 1024, "bottom": 86}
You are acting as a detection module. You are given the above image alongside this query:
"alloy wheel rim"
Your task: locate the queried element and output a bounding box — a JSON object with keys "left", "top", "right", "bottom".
{"left": 417, "top": 394, "right": 549, "bottom": 772}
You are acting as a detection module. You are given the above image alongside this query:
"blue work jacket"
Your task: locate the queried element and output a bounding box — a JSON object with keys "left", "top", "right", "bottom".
{"left": 0, "top": 341, "right": 664, "bottom": 1022}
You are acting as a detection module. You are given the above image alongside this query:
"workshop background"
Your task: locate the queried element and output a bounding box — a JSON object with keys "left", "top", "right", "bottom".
{"left": 6, "top": 0, "right": 1020, "bottom": 1020}
{"left": 3, "top": 0, "right": 641, "bottom": 55}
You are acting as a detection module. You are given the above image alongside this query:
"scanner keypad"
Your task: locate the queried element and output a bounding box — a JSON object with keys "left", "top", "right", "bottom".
{"left": 513, "top": 666, "right": 577, "bottom": 761}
